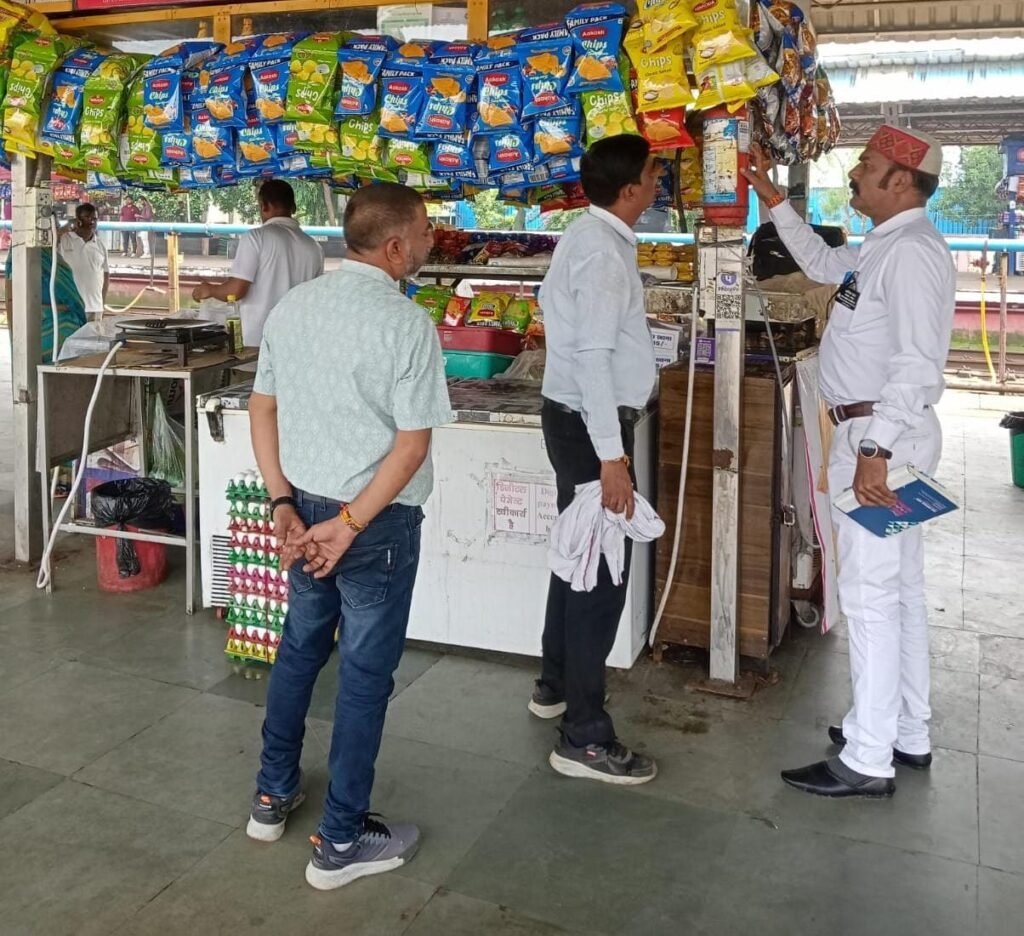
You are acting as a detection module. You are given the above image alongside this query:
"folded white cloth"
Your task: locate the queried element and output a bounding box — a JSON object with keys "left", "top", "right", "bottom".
{"left": 547, "top": 480, "right": 665, "bottom": 593}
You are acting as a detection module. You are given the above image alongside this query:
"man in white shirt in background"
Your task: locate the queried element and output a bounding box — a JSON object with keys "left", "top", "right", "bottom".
{"left": 529, "top": 134, "right": 660, "bottom": 786}
{"left": 59, "top": 203, "right": 108, "bottom": 321}
{"left": 742, "top": 125, "right": 956, "bottom": 798}
{"left": 192, "top": 179, "right": 323, "bottom": 346}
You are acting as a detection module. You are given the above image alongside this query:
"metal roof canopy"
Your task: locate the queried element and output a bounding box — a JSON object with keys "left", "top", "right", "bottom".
{"left": 810, "top": 0, "right": 1024, "bottom": 42}
{"left": 838, "top": 98, "right": 1024, "bottom": 145}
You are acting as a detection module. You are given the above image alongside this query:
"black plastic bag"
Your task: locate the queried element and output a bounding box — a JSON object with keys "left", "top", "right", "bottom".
{"left": 91, "top": 478, "right": 176, "bottom": 577}
{"left": 748, "top": 222, "right": 847, "bottom": 281}
{"left": 999, "top": 412, "right": 1024, "bottom": 432}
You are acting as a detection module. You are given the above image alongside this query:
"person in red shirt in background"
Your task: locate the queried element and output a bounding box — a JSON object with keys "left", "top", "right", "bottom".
{"left": 119, "top": 197, "right": 138, "bottom": 256}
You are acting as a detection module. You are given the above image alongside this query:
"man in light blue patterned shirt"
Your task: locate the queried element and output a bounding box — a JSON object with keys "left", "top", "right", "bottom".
{"left": 245, "top": 183, "right": 453, "bottom": 891}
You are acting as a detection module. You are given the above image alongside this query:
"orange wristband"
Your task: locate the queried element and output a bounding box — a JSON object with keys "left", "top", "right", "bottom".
{"left": 340, "top": 504, "right": 367, "bottom": 533}
{"left": 765, "top": 192, "right": 785, "bottom": 209}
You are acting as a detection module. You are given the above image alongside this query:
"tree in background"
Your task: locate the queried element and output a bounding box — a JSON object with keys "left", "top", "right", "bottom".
{"left": 936, "top": 147, "right": 1003, "bottom": 229}
{"left": 470, "top": 190, "right": 517, "bottom": 230}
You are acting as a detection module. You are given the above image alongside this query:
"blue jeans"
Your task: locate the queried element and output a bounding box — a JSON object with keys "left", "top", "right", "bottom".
{"left": 256, "top": 488, "right": 423, "bottom": 843}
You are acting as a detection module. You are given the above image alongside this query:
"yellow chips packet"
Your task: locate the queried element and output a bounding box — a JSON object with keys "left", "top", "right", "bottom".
{"left": 624, "top": 19, "right": 691, "bottom": 114}
{"left": 638, "top": 0, "right": 697, "bottom": 53}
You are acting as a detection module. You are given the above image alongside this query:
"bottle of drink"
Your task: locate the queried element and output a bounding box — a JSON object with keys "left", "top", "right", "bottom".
{"left": 224, "top": 294, "right": 243, "bottom": 352}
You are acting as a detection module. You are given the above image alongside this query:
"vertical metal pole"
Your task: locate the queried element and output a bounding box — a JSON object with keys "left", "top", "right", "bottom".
{"left": 998, "top": 252, "right": 1008, "bottom": 385}
{"left": 184, "top": 373, "right": 196, "bottom": 614}
{"left": 787, "top": 163, "right": 810, "bottom": 221}
{"left": 701, "top": 225, "right": 745, "bottom": 684}
{"left": 10, "top": 155, "right": 43, "bottom": 562}
{"left": 167, "top": 232, "right": 181, "bottom": 314}
{"left": 466, "top": 0, "right": 489, "bottom": 41}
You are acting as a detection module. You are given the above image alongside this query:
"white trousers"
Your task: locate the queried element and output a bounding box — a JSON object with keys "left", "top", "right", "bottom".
{"left": 828, "top": 409, "right": 942, "bottom": 778}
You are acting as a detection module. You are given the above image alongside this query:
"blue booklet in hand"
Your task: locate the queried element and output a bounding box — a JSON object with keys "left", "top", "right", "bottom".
{"left": 835, "top": 464, "right": 959, "bottom": 538}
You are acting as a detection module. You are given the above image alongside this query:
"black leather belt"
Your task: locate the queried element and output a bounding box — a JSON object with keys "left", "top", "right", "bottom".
{"left": 827, "top": 401, "right": 876, "bottom": 425}
{"left": 544, "top": 398, "right": 645, "bottom": 424}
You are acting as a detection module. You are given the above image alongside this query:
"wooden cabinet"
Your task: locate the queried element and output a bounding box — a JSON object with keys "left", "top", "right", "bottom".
{"left": 655, "top": 364, "right": 794, "bottom": 660}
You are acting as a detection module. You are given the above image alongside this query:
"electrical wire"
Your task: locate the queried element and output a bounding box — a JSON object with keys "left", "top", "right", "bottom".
{"left": 648, "top": 282, "right": 700, "bottom": 648}
{"left": 49, "top": 214, "right": 59, "bottom": 363}
{"left": 37, "top": 341, "right": 126, "bottom": 590}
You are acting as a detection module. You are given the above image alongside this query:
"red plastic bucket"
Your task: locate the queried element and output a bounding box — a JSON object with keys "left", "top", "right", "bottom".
{"left": 95, "top": 524, "right": 168, "bottom": 592}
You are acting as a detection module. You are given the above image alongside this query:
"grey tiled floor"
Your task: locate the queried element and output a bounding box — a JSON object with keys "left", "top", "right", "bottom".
{"left": 2, "top": 337, "right": 1023, "bottom": 933}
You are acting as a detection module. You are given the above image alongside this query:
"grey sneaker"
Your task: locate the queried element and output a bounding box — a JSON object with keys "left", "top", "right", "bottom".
{"left": 245, "top": 772, "right": 306, "bottom": 843}
{"left": 528, "top": 681, "right": 566, "bottom": 719}
{"left": 549, "top": 737, "right": 657, "bottom": 786}
{"left": 305, "top": 817, "right": 420, "bottom": 891}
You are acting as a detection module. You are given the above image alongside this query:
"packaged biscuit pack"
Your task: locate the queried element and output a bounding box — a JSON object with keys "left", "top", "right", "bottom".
{"left": 123, "top": 71, "right": 164, "bottom": 173}
{"left": 284, "top": 32, "right": 344, "bottom": 124}
{"left": 517, "top": 24, "right": 574, "bottom": 118}
{"left": 80, "top": 53, "right": 143, "bottom": 174}
{"left": 335, "top": 36, "right": 391, "bottom": 118}
{"left": 201, "top": 37, "right": 260, "bottom": 128}
{"left": 3, "top": 33, "right": 79, "bottom": 155}
{"left": 473, "top": 49, "right": 521, "bottom": 135}
{"left": 142, "top": 40, "right": 221, "bottom": 132}
{"left": 250, "top": 33, "right": 308, "bottom": 124}
{"left": 41, "top": 48, "right": 106, "bottom": 163}
{"left": 564, "top": 3, "right": 626, "bottom": 95}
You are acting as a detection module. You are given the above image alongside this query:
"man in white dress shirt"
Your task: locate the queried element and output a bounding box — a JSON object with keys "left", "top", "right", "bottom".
{"left": 59, "top": 203, "right": 108, "bottom": 320}
{"left": 529, "top": 134, "right": 660, "bottom": 786}
{"left": 192, "top": 179, "right": 324, "bottom": 347}
{"left": 743, "top": 125, "right": 956, "bottom": 798}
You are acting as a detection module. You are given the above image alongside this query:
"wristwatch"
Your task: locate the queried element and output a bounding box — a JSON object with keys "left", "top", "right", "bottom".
{"left": 858, "top": 439, "right": 892, "bottom": 460}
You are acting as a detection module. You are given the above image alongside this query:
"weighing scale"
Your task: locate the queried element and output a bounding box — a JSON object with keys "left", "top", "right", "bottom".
{"left": 113, "top": 318, "right": 231, "bottom": 366}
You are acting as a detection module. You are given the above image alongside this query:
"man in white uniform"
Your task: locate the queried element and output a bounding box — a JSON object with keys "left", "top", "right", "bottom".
{"left": 59, "top": 203, "right": 108, "bottom": 320}
{"left": 192, "top": 179, "right": 323, "bottom": 346}
{"left": 529, "top": 134, "right": 660, "bottom": 786}
{"left": 743, "top": 125, "right": 956, "bottom": 798}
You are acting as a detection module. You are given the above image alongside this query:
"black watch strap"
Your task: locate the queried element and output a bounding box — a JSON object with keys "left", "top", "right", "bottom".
{"left": 270, "top": 496, "right": 296, "bottom": 513}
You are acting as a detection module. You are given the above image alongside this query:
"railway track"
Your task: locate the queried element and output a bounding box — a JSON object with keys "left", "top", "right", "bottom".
{"left": 946, "top": 348, "right": 1024, "bottom": 370}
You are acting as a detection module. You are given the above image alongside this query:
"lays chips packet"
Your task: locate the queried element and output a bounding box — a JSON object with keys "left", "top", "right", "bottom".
{"left": 564, "top": 3, "right": 627, "bottom": 95}
{"left": 250, "top": 33, "right": 308, "bottom": 124}
{"left": 516, "top": 25, "right": 573, "bottom": 119}
{"left": 284, "top": 32, "right": 343, "bottom": 125}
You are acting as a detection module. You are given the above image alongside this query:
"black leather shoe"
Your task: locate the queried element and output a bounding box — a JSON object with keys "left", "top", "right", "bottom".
{"left": 781, "top": 760, "right": 895, "bottom": 798}
{"left": 828, "top": 725, "right": 933, "bottom": 769}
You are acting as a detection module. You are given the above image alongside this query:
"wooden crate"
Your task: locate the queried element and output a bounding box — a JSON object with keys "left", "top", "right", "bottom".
{"left": 655, "top": 364, "right": 793, "bottom": 660}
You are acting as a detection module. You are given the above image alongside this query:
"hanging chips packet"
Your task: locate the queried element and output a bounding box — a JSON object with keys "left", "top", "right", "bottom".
{"left": 416, "top": 63, "right": 474, "bottom": 136}
{"left": 191, "top": 108, "right": 235, "bottom": 166}
{"left": 335, "top": 46, "right": 386, "bottom": 118}
{"left": 533, "top": 101, "right": 584, "bottom": 161}
{"left": 339, "top": 111, "right": 386, "bottom": 165}
{"left": 250, "top": 33, "right": 308, "bottom": 123}
{"left": 123, "top": 72, "right": 164, "bottom": 172}
{"left": 236, "top": 106, "right": 279, "bottom": 170}
{"left": 160, "top": 126, "right": 193, "bottom": 167}
{"left": 284, "top": 32, "right": 343, "bottom": 124}
{"left": 385, "top": 137, "right": 431, "bottom": 174}
{"left": 41, "top": 48, "right": 105, "bottom": 157}
{"left": 429, "top": 133, "right": 475, "bottom": 176}
{"left": 638, "top": 0, "right": 698, "bottom": 52}
{"left": 201, "top": 37, "right": 260, "bottom": 128}
{"left": 3, "top": 33, "right": 77, "bottom": 154}
{"left": 623, "top": 18, "right": 691, "bottom": 114}
{"left": 581, "top": 59, "right": 638, "bottom": 148}
{"left": 488, "top": 128, "right": 533, "bottom": 173}
{"left": 80, "top": 53, "right": 142, "bottom": 174}
{"left": 378, "top": 61, "right": 425, "bottom": 139}
{"left": 564, "top": 3, "right": 627, "bottom": 95}
{"left": 142, "top": 40, "right": 221, "bottom": 132}
{"left": 517, "top": 24, "right": 573, "bottom": 119}
{"left": 473, "top": 52, "right": 521, "bottom": 134}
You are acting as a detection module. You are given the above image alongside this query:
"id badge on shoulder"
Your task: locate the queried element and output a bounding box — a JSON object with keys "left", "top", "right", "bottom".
{"left": 834, "top": 271, "right": 859, "bottom": 310}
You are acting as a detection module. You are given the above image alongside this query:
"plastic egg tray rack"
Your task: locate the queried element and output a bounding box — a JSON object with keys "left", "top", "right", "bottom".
{"left": 223, "top": 471, "right": 289, "bottom": 674}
